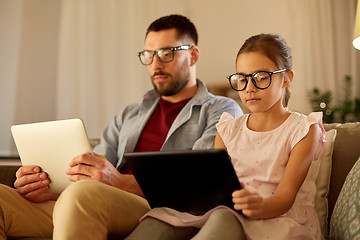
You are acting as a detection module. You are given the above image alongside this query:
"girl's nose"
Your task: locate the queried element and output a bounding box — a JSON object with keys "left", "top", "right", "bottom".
{"left": 245, "top": 77, "right": 257, "bottom": 92}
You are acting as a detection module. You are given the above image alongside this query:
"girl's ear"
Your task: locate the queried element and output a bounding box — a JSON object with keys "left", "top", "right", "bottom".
{"left": 190, "top": 46, "right": 200, "bottom": 66}
{"left": 282, "top": 69, "right": 294, "bottom": 88}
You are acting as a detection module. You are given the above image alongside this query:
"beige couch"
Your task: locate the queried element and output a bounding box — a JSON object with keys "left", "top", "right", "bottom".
{"left": 320, "top": 122, "right": 360, "bottom": 239}
{"left": 0, "top": 122, "right": 360, "bottom": 239}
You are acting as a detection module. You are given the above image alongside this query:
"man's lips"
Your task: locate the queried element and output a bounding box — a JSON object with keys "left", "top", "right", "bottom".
{"left": 152, "top": 73, "right": 170, "bottom": 83}
{"left": 153, "top": 75, "right": 168, "bottom": 82}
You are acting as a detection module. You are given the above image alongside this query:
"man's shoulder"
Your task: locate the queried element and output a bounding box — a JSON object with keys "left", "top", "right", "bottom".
{"left": 207, "top": 93, "right": 237, "bottom": 103}
{"left": 195, "top": 79, "right": 238, "bottom": 104}
{"left": 198, "top": 94, "right": 243, "bottom": 118}
{"left": 199, "top": 86, "right": 239, "bottom": 107}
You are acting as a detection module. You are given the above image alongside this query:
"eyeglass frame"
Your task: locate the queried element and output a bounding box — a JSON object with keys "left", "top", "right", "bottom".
{"left": 227, "top": 68, "right": 290, "bottom": 91}
{"left": 137, "top": 45, "right": 192, "bottom": 65}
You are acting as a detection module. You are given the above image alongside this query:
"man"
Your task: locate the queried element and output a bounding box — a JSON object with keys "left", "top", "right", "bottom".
{"left": 0, "top": 14, "right": 242, "bottom": 239}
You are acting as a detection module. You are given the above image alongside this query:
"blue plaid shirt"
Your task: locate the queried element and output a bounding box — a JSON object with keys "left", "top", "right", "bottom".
{"left": 93, "top": 79, "right": 243, "bottom": 170}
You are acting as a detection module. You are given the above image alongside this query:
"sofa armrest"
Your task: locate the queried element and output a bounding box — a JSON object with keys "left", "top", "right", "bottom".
{"left": 0, "top": 165, "right": 20, "bottom": 188}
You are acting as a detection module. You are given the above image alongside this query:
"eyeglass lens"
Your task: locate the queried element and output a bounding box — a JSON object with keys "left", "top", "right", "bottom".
{"left": 139, "top": 48, "right": 174, "bottom": 65}
{"left": 229, "top": 72, "right": 271, "bottom": 91}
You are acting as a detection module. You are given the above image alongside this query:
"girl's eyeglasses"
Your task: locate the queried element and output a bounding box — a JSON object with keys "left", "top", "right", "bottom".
{"left": 227, "top": 68, "right": 289, "bottom": 91}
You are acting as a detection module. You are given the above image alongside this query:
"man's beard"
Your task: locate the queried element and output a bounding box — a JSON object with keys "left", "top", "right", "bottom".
{"left": 151, "top": 70, "right": 190, "bottom": 97}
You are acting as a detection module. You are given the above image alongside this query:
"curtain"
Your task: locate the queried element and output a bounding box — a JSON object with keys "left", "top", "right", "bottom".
{"left": 56, "top": 0, "right": 188, "bottom": 138}
{"left": 54, "top": 0, "right": 360, "bottom": 137}
{"left": 56, "top": 0, "right": 150, "bottom": 138}
{"left": 289, "top": 0, "right": 360, "bottom": 114}
{"left": 2, "top": 0, "right": 359, "bottom": 155}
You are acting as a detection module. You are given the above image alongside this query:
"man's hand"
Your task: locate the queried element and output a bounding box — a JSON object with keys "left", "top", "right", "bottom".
{"left": 14, "top": 166, "right": 60, "bottom": 203}
{"left": 67, "top": 153, "right": 144, "bottom": 197}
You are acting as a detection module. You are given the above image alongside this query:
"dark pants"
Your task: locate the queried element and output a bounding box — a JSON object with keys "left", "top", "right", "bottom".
{"left": 126, "top": 208, "right": 246, "bottom": 240}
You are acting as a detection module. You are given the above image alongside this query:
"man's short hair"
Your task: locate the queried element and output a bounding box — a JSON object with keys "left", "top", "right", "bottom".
{"left": 146, "top": 14, "right": 198, "bottom": 46}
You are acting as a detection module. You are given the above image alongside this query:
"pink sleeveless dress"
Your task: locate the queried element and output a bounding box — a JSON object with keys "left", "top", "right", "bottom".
{"left": 142, "top": 112, "right": 326, "bottom": 240}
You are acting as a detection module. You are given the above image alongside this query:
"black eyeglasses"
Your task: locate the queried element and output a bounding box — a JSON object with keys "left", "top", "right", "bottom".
{"left": 138, "top": 45, "right": 191, "bottom": 65}
{"left": 227, "top": 69, "right": 289, "bottom": 91}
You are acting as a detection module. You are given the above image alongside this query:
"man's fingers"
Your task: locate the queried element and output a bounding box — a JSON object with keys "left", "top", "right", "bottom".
{"left": 68, "top": 174, "right": 91, "bottom": 182}
{"left": 69, "top": 153, "right": 98, "bottom": 167}
{"left": 24, "top": 185, "right": 49, "bottom": 198}
{"left": 67, "top": 164, "right": 93, "bottom": 176}
{"left": 15, "top": 165, "right": 40, "bottom": 178}
{"left": 16, "top": 178, "right": 50, "bottom": 196}
{"left": 92, "top": 152, "right": 105, "bottom": 158}
{"left": 14, "top": 171, "right": 48, "bottom": 189}
{"left": 24, "top": 188, "right": 59, "bottom": 203}
{"left": 67, "top": 163, "right": 104, "bottom": 182}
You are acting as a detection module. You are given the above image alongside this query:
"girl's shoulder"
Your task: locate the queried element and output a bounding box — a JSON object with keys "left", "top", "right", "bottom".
{"left": 218, "top": 112, "right": 249, "bottom": 123}
{"left": 215, "top": 112, "right": 249, "bottom": 142}
{"left": 216, "top": 112, "right": 248, "bottom": 128}
{"left": 287, "top": 112, "right": 324, "bottom": 128}
{"left": 287, "top": 111, "right": 325, "bottom": 149}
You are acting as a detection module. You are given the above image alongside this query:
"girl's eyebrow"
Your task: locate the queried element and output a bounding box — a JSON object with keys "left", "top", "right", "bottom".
{"left": 237, "top": 68, "right": 277, "bottom": 74}
{"left": 236, "top": 70, "right": 267, "bottom": 75}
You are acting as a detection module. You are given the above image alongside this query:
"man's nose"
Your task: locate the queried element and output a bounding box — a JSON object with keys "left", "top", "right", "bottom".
{"left": 151, "top": 54, "right": 163, "bottom": 71}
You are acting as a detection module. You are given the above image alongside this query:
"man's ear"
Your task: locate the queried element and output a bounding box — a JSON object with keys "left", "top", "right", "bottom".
{"left": 282, "top": 69, "right": 294, "bottom": 87}
{"left": 190, "top": 46, "right": 200, "bottom": 66}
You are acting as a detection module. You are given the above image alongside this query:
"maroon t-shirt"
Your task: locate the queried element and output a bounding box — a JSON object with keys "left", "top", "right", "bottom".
{"left": 121, "top": 97, "right": 191, "bottom": 174}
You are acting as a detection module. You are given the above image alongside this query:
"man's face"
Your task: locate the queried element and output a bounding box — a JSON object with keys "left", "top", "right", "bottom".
{"left": 144, "top": 28, "right": 192, "bottom": 96}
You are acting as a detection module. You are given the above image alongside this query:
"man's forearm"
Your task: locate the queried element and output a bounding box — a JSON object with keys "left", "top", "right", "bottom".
{"left": 116, "top": 174, "right": 145, "bottom": 198}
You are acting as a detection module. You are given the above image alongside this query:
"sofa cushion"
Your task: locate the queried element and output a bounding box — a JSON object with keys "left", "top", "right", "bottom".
{"left": 315, "top": 129, "right": 337, "bottom": 238}
{"left": 330, "top": 156, "right": 360, "bottom": 239}
{"left": 324, "top": 122, "right": 360, "bottom": 221}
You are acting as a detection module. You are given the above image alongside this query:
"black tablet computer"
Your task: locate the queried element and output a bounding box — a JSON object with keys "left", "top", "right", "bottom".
{"left": 123, "top": 149, "right": 241, "bottom": 215}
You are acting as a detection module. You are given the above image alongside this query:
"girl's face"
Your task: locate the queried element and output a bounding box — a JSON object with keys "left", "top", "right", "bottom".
{"left": 235, "top": 51, "right": 290, "bottom": 114}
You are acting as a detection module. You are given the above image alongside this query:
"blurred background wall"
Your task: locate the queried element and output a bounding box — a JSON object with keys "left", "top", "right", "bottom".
{"left": 1, "top": 0, "right": 359, "bottom": 156}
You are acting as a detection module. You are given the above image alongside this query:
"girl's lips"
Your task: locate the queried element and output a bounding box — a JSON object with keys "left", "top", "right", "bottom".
{"left": 247, "top": 98, "right": 260, "bottom": 103}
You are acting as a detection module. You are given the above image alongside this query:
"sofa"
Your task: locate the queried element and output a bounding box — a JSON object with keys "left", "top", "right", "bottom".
{"left": 0, "top": 122, "right": 360, "bottom": 239}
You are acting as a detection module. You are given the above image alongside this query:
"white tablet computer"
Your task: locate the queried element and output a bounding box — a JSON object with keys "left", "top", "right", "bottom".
{"left": 11, "top": 118, "right": 92, "bottom": 193}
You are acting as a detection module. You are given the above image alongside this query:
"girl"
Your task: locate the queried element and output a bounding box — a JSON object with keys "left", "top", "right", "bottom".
{"left": 127, "top": 34, "right": 325, "bottom": 240}
{"left": 214, "top": 33, "right": 325, "bottom": 239}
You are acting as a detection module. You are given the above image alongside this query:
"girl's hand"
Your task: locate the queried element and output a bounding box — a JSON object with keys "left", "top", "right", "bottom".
{"left": 232, "top": 188, "right": 264, "bottom": 220}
